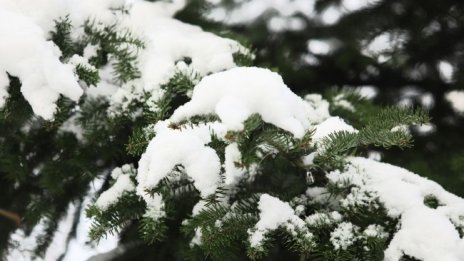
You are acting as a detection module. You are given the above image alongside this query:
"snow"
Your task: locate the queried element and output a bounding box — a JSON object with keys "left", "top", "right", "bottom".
{"left": 305, "top": 211, "right": 342, "bottom": 227}
{"left": 224, "top": 143, "right": 246, "bottom": 186}
{"left": 437, "top": 61, "right": 454, "bottom": 83}
{"left": 137, "top": 121, "right": 222, "bottom": 198}
{"left": 307, "top": 39, "right": 334, "bottom": 55}
{"left": 144, "top": 193, "right": 165, "bottom": 220}
{"left": 311, "top": 116, "right": 358, "bottom": 143}
{"left": 44, "top": 203, "right": 77, "bottom": 261}
{"left": 362, "top": 31, "right": 406, "bottom": 63}
{"left": 190, "top": 227, "right": 203, "bottom": 247}
{"left": 330, "top": 222, "right": 359, "bottom": 250}
{"left": 0, "top": 0, "right": 248, "bottom": 120}
{"left": 333, "top": 93, "right": 356, "bottom": 112}
{"left": 320, "top": 6, "right": 342, "bottom": 25}
{"left": 445, "top": 90, "right": 464, "bottom": 114}
{"left": 248, "top": 194, "right": 307, "bottom": 248}
{"left": 0, "top": 5, "right": 83, "bottom": 119}
{"left": 7, "top": 177, "right": 119, "bottom": 261}
{"left": 7, "top": 219, "right": 48, "bottom": 260}
{"left": 120, "top": 1, "right": 247, "bottom": 93}
{"left": 172, "top": 67, "right": 312, "bottom": 138}
{"left": 95, "top": 165, "right": 135, "bottom": 211}
{"left": 357, "top": 85, "right": 378, "bottom": 100}
{"left": 329, "top": 157, "right": 464, "bottom": 261}
{"left": 207, "top": 0, "right": 315, "bottom": 28}
{"left": 59, "top": 114, "right": 84, "bottom": 140}
{"left": 62, "top": 178, "right": 119, "bottom": 261}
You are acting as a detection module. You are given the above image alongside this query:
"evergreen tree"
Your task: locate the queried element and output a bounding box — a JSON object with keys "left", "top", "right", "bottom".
{"left": 0, "top": 1, "right": 463, "bottom": 261}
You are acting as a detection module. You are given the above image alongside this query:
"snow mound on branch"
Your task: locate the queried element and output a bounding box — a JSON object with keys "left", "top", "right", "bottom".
{"left": 122, "top": 1, "right": 247, "bottom": 92}
{"left": 224, "top": 143, "right": 246, "bottom": 186}
{"left": 171, "top": 67, "right": 312, "bottom": 138}
{"left": 312, "top": 116, "right": 358, "bottom": 143}
{"left": 95, "top": 165, "right": 135, "bottom": 210}
{"left": 248, "top": 194, "right": 309, "bottom": 248}
{"left": 0, "top": 6, "right": 82, "bottom": 119}
{"left": 0, "top": 0, "right": 125, "bottom": 33}
{"left": 330, "top": 157, "right": 464, "bottom": 261}
{"left": 137, "top": 121, "right": 226, "bottom": 198}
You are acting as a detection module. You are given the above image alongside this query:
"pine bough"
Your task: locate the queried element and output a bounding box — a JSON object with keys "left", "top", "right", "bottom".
{"left": 0, "top": 0, "right": 463, "bottom": 260}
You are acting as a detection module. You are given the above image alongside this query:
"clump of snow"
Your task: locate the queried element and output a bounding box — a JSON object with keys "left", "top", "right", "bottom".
{"left": 224, "top": 143, "right": 246, "bottom": 186}
{"left": 248, "top": 194, "right": 308, "bottom": 248}
{"left": 420, "top": 92, "right": 435, "bottom": 109}
{"left": 330, "top": 222, "right": 359, "bottom": 250}
{"left": 333, "top": 93, "right": 356, "bottom": 112}
{"left": 95, "top": 164, "right": 135, "bottom": 210}
{"left": 307, "top": 39, "right": 335, "bottom": 55}
{"left": 0, "top": 5, "right": 82, "bottom": 119}
{"left": 363, "top": 224, "right": 388, "bottom": 238}
{"left": 144, "top": 193, "right": 165, "bottom": 220}
{"left": 190, "top": 227, "right": 203, "bottom": 247}
{"left": 172, "top": 67, "right": 313, "bottom": 138}
{"left": 445, "top": 90, "right": 464, "bottom": 114}
{"left": 120, "top": 1, "right": 248, "bottom": 92}
{"left": 329, "top": 157, "right": 464, "bottom": 261}
{"left": 59, "top": 114, "right": 84, "bottom": 141}
{"left": 303, "top": 94, "right": 331, "bottom": 124}
{"left": 312, "top": 116, "right": 358, "bottom": 143}
{"left": 357, "top": 85, "right": 378, "bottom": 100}
{"left": 305, "top": 211, "right": 342, "bottom": 227}
{"left": 362, "top": 31, "right": 407, "bottom": 63}
{"left": 437, "top": 61, "right": 454, "bottom": 83}
{"left": 137, "top": 121, "right": 223, "bottom": 198}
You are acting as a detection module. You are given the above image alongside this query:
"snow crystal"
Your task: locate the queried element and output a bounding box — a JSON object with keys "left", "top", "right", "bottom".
{"left": 95, "top": 165, "right": 135, "bottom": 210}
{"left": 445, "top": 90, "right": 464, "bottom": 114}
{"left": 172, "top": 67, "right": 312, "bottom": 138}
{"left": 0, "top": 5, "right": 82, "bottom": 119}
